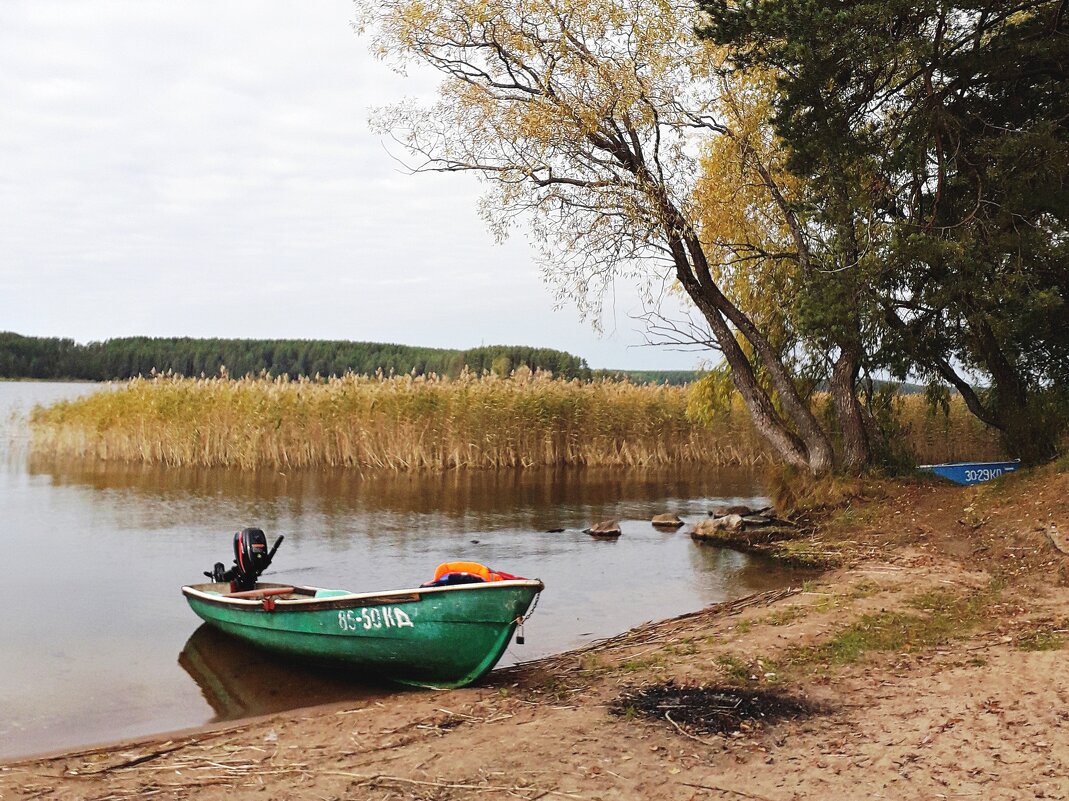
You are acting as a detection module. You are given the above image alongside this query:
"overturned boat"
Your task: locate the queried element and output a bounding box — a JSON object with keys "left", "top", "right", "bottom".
{"left": 918, "top": 460, "right": 1020, "bottom": 485}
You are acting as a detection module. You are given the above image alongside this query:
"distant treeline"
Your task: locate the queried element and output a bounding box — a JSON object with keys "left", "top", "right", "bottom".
{"left": 592, "top": 369, "right": 698, "bottom": 386}
{"left": 0, "top": 332, "right": 594, "bottom": 381}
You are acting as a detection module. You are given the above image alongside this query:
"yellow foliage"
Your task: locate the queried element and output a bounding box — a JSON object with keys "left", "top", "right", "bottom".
{"left": 694, "top": 70, "right": 800, "bottom": 353}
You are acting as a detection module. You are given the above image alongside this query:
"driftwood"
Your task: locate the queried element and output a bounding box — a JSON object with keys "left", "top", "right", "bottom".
{"left": 710, "top": 504, "right": 757, "bottom": 517}
{"left": 709, "top": 504, "right": 774, "bottom": 517}
{"left": 679, "top": 781, "right": 778, "bottom": 801}
{"left": 67, "top": 742, "right": 191, "bottom": 776}
{"left": 686, "top": 508, "right": 828, "bottom": 565}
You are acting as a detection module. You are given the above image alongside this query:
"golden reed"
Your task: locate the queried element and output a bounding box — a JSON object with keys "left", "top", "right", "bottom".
{"left": 29, "top": 372, "right": 1000, "bottom": 471}
{"left": 30, "top": 371, "right": 769, "bottom": 470}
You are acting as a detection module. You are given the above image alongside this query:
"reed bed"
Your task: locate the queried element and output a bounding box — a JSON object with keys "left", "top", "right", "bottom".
{"left": 29, "top": 372, "right": 1001, "bottom": 471}
{"left": 30, "top": 371, "right": 770, "bottom": 470}
{"left": 896, "top": 394, "right": 1006, "bottom": 464}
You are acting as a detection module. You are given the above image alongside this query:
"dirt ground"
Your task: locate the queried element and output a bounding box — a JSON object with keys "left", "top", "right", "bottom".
{"left": 3, "top": 467, "right": 1069, "bottom": 801}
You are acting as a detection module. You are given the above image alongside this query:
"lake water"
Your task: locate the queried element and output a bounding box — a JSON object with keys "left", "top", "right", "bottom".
{"left": 0, "top": 381, "right": 806, "bottom": 760}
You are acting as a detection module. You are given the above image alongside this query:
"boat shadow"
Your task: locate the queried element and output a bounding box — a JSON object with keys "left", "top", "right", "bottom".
{"left": 178, "top": 624, "right": 398, "bottom": 722}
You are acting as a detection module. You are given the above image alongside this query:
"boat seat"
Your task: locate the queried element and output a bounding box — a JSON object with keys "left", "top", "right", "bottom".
{"left": 314, "top": 589, "right": 351, "bottom": 599}
{"left": 225, "top": 586, "right": 296, "bottom": 599}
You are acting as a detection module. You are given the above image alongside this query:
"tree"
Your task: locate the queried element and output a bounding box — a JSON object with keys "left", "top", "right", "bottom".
{"left": 358, "top": 0, "right": 862, "bottom": 474}
{"left": 699, "top": 0, "right": 1069, "bottom": 463}
{"left": 693, "top": 68, "right": 885, "bottom": 467}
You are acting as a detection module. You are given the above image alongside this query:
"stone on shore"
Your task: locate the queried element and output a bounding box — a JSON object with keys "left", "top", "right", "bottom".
{"left": 691, "top": 514, "right": 745, "bottom": 539}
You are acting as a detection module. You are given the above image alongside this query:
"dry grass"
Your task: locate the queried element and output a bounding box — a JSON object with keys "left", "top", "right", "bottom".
{"left": 30, "top": 370, "right": 769, "bottom": 470}
{"left": 29, "top": 372, "right": 1002, "bottom": 472}
{"left": 896, "top": 393, "right": 1005, "bottom": 464}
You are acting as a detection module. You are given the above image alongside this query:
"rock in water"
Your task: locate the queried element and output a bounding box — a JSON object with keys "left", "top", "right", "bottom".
{"left": 651, "top": 513, "right": 684, "bottom": 530}
{"left": 584, "top": 520, "right": 622, "bottom": 538}
{"left": 720, "top": 514, "right": 745, "bottom": 531}
{"left": 690, "top": 514, "right": 744, "bottom": 539}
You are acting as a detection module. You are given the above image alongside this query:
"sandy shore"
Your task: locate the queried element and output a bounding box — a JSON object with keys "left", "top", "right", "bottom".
{"left": 4, "top": 468, "right": 1068, "bottom": 800}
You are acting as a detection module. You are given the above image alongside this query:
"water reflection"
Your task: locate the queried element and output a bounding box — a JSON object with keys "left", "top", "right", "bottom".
{"left": 27, "top": 457, "right": 767, "bottom": 534}
{"left": 179, "top": 625, "right": 388, "bottom": 721}
{"left": 1, "top": 382, "right": 815, "bottom": 761}
{"left": 688, "top": 543, "right": 809, "bottom": 595}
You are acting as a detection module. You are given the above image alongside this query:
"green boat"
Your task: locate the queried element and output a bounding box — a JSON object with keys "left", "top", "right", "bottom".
{"left": 185, "top": 528, "right": 543, "bottom": 688}
{"left": 182, "top": 576, "right": 543, "bottom": 689}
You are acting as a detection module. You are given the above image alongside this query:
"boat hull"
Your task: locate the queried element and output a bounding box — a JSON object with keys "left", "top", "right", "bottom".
{"left": 919, "top": 460, "right": 1020, "bottom": 485}
{"left": 182, "top": 580, "right": 542, "bottom": 689}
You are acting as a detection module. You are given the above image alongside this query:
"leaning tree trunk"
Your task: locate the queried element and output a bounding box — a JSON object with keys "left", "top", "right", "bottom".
{"left": 689, "top": 290, "right": 813, "bottom": 472}
{"left": 969, "top": 316, "right": 1058, "bottom": 465}
{"left": 739, "top": 144, "right": 843, "bottom": 473}
{"left": 682, "top": 232, "right": 834, "bottom": 475}
{"left": 662, "top": 219, "right": 834, "bottom": 476}
{"left": 830, "top": 343, "right": 870, "bottom": 471}
{"left": 605, "top": 140, "right": 834, "bottom": 476}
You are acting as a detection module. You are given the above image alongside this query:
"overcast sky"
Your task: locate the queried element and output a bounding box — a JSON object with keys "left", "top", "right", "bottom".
{"left": 0, "top": 1, "right": 707, "bottom": 370}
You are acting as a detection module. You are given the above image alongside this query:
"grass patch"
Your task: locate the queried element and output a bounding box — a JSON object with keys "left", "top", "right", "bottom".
{"left": 665, "top": 638, "right": 700, "bottom": 657}
{"left": 1015, "top": 626, "right": 1066, "bottom": 652}
{"left": 731, "top": 618, "right": 755, "bottom": 635}
{"left": 810, "top": 594, "right": 838, "bottom": 613}
{"left": 715, "top": 654, "right": 754, "bottom": 683}
{"left": 755, "top": 539, "right": 841, "bottom": 569}
{"left": 618, "top": 653, "right": 667, "bottom": 673}
{"left": 578, "top": 653, "right": 607, "bottom": 673}
{"left": 783, "top": 584, "right": 1000, "bottom": 669}
{"left": 766, "top": 471, "right": 872, "bottom": 516}
{"left": 763, "top": 606, "right": 807, "bottom": 626}
{"left": 846, "top": 579, "right": 884, "bottom": 599}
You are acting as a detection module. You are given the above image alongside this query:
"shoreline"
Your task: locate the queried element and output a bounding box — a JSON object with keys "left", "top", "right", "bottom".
{"left": 0, "top": 586, "right": 801, "bottom": 769}
{"left": 5, "top": 467, "right": 1068, "bottom": 799}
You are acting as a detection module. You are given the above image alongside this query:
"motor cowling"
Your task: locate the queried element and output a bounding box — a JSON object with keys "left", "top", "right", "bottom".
{"left": 234, "top": 527, "right": 270, "bottom": 587}
{"left": 203, "top": 527, "right": 284, "bottom": 592}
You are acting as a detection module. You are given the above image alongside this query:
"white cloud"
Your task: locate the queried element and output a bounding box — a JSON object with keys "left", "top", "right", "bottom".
{"left": 0, "top": 0, "right": 705, "bottom": 370}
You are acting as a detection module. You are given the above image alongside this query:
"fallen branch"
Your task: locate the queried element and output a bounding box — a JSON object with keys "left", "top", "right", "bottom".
{"left": 664, "top": 712, "right": 719, "bottom": 747}
{"left": 679, "top": 780, "right": 779, "bottom": 800}
{"left": 66, "top": 743, "right": 192, "bottom": 776}
{"left": 323, "top": 771, "right": 584, "bottom": 798}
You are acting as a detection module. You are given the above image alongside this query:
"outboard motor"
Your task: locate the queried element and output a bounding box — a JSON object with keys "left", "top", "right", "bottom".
{"left": 204, "top": 527, "right": 284, "bottom": 592}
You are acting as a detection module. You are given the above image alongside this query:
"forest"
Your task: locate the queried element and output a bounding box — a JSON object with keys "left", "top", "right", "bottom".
{"left": 0, "top": 332, "right": 594, "bottom": 381}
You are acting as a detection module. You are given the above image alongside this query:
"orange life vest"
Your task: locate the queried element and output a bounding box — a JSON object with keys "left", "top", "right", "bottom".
{"left": 430, "top": 561, "right": 520, "bottom": 583}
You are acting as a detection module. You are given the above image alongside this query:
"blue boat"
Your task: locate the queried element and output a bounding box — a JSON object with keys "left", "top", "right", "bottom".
{"left": 918, "top": 460, "right": 1020, "bottom": 485}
